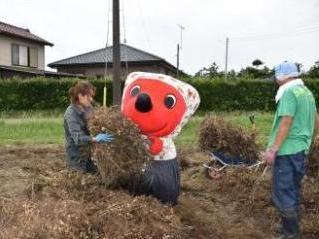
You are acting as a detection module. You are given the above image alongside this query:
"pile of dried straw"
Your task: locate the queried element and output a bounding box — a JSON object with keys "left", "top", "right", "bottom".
{"left": 199, "top": 115, "right": 260, "bottom": 163}
{"left": 0, "top": 170, "right": 183, "bottom": 239}
{"left": 308, "top": 137, "right": 319, "bottom": 177}
{"left": 88, "top": 106, "right": 152, "bottom": 190}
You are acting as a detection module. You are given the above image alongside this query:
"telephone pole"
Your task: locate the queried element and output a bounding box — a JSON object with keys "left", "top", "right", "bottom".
{"left": 176, "top": 25, "right": 184, "bottom": 78}
{"left": 113, "top": 0, "right": 121, "bottom": 106}
{"left": 176, "top": 44, "right": 180, "bottom": 78}
{"left": 224, "top": 37, "right": 229, "bottom": 81}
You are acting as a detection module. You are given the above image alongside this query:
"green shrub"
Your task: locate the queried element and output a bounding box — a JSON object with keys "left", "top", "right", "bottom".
{"left": 184, "top": 78, "right": 277, "bottom": 111}
{"left": 0, "top": 77, "right": 113, "bottom": 111}
{"left": 0, "top": 77, "right": 318, "bottom": 111}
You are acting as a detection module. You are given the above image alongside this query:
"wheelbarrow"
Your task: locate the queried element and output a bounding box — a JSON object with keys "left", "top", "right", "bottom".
{"left": 202, "top": 115, "right": 267, "bottom": 178}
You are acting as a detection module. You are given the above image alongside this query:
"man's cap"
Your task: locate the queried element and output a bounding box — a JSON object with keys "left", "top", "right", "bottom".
{"left": 274, "top": 61, "right": 299, "bottom": 81}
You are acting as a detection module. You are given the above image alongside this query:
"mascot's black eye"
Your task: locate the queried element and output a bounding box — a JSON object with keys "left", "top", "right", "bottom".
{"left": 164, "top": 94, "right": 176, "bottom": 109}
{"left": 130, "top": 85, "right": 140, "bottom": 96}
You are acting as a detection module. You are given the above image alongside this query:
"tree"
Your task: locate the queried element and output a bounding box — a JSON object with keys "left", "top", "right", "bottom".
{"left": 307, "top": 61, "right": 319, "bottom": 78}
{"left": 295, "top": 62, "right": 303, "bottom": 73}
{"left": 252, "top": 59, "right": 264, "bottom": 68}
{"left": 238, "top": 66, "right": 272, "bottom": 79}
{"left": 195, "top": 62, "right": 220, "bottom": 78}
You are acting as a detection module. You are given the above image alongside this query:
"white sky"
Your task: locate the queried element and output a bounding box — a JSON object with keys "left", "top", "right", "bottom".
{"left": 1, "top": 0, "right": 319, "bottom": 74}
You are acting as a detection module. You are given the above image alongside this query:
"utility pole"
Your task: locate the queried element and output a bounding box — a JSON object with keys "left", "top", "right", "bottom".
{"left": 113, "top": 0, "right": 121, "bottom": 106}
{"left": 178, "top": 24, "right": 185, "bottom": 49}
{"left": 176, "top": 25, "right": 184, "bottom": 78}
{"left": 224, "top": 37, "right": 229, "bottom": 81}
{"left": 176, "top": 44, "right": 180, "bottom": 78}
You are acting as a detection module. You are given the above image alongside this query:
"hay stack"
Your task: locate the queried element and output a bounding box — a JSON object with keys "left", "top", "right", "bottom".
{"left": 88, "top": 106, "right": 151, "bottom": 190}
{"left": 308, "top": 137, "right": 319, "bottom": 177}
{"left": 1, "top": 171, "right": 184, "bottom": 239}
{"left": 199, "top": 115, "right": 260, "bottom": 163}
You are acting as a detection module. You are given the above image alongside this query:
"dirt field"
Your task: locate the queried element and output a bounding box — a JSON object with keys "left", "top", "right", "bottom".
{"left": 0, "top": 146, "right": 318, "bottom": 239}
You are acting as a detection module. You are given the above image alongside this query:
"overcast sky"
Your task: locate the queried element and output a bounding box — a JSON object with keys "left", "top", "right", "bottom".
{"left": 1, "top": 0, "right": 319, "bottom": 74}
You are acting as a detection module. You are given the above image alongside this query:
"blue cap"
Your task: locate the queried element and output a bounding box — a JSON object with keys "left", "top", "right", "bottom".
{"left": 274, "top": 61, "right": 299, "bottom": 80}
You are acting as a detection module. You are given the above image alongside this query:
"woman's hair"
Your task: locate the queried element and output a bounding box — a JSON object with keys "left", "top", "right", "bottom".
{"left": 69, "top": 81, "right": 96, "bottom": 103}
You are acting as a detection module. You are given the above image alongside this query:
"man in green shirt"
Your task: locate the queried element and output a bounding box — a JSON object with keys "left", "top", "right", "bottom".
{"left": 264, "top": 61, "right": 318, "bottom": 239}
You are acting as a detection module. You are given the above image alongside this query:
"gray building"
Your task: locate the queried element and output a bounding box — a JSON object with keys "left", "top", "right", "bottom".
{"left": 48, "top": 44, "right": 178, "bottom": 78}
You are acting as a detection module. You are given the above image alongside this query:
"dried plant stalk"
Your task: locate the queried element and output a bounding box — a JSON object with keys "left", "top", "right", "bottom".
{"left": 199, "top": 115, "right": 260, "bottom": 163}
{"left": 308, "top": 137, "right": 319, "bottom": 177}
{"left": 88, "top": 106, "right": 152, "bottom": 190}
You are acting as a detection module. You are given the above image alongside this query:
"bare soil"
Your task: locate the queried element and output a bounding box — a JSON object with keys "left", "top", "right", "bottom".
{"left": 0, "top": 146, "right": 318, "bottom": 239}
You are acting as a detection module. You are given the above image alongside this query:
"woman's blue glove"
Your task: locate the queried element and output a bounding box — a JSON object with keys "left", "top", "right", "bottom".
{"left": 94, "top": 133, "right": 114, "bottom": 143}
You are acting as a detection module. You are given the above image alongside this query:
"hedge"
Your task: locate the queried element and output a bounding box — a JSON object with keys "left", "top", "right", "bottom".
{"left": 0, "top": 77, "right": 318, "bottom": 111}
{"left": 0, "top": 78, "right": 113, "bottom": 111}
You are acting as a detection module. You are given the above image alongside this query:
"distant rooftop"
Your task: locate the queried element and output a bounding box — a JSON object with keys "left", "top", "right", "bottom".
{"left": 0, "top": 21, "right": 53, "bottom": 46}
{"left": 48, "top": 44, "right": 175, "bottom": 68}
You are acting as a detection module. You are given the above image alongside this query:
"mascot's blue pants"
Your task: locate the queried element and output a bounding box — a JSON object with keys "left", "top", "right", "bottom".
{"left": 138, "top": 158, "right": 180, "bottom": 206}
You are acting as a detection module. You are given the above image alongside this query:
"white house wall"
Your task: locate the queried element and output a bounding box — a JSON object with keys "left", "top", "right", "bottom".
{"left": 0, "top": 35, "right": 45, "bottom": 70}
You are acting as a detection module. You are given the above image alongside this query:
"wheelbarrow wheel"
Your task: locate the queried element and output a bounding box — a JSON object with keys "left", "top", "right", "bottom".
{"left": 207, "top": 168, "right": 223, "bottom": 179}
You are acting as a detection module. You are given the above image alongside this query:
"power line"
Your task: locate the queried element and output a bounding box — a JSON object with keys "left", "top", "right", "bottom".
{"left": 121, "top": 0, "right": 129, "bottom": 76}
{"left": 103, "top": 0, "right": 112, "bottom": 107}
{"left": 224, "top": 37, "right": 229, "bottom": 80}
{"left": 231, "top": 24, "right": 319, "bottom": 42}
{"left": 121, "top": 2, "right": 127, "bottom": 43}
{"left": 231, "top": 31, "right": 319, "bottom": 46}
{"left": 232, "top": 24, "right": 319, "bottom": 39}
{"left": 105, "top": 0, "right": 112, "bottom": 47}
{"left": 137, "top": 0, "right": 152, "bottom": 50}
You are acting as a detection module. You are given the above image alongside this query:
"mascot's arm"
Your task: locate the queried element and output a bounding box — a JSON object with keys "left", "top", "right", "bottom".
{"left": 148, "top": 136, "right": 163, "bottom": 155}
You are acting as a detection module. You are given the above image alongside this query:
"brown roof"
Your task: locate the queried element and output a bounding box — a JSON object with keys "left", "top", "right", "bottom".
{"left": 0, "top": 21, "right": 53, "bottom": 46}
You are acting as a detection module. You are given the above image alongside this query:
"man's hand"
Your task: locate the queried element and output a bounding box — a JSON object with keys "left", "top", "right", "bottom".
{"left": 263, "top": 147, "right": 278, "bottom": 165}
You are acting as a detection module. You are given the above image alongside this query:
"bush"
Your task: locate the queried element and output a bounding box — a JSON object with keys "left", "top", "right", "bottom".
{"left": 0, "top": 77, "right": 113, "bottom": 111}
{"left": 0, "top": 77, "right": 318, "bottom": 111}
{"left": 185, "top": 78, "right": 277, "bottom": 111}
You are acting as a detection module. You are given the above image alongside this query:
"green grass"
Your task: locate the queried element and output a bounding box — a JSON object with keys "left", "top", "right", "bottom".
{"left": 0, "top": 111, "right": 274, "bottom": 148}
{"left": 0, "top": 118, "right": 64, "bottom": 145}
{"left": 0, "top": 109, "right": 64, "bottom": 119}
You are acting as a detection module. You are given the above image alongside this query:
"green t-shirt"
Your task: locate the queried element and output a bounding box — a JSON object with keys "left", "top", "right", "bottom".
{"left": 268, "top": 85, "right": 317, "bottom": 156}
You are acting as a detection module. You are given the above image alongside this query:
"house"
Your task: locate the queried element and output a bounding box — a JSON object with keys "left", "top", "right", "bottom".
{"left": 0, "top": 21, "right": 53, "bottom": 78}
{"left": 48, "top": 44, "right": 178, "bottom": 78}
{"left": 0, "top": 21, "right": 81, "bottom": 79}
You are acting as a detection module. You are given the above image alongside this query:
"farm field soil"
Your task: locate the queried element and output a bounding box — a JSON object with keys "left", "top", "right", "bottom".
{"left": 0, "top": 145, "right": 318, "bottom": 239}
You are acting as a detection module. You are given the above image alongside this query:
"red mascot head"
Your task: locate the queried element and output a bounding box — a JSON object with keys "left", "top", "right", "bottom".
{"left": 121, "top": 72, "right": 200, "bottom": 155}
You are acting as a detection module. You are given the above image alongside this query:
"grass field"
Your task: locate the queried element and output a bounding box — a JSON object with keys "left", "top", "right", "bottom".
{"left": 0, "top": 111, "right": 274, "bottom": 148}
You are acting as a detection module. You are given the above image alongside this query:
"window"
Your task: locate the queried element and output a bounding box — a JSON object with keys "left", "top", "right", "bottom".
{"left": 29, "top": 47, "right": 38, "bottom": 68}
{"left": 19, "top": 45, "right": 28, "bottom": 66}
{"left": 11, "top": 44, "right": 38, "bottom": 68}
{"left": 11, "top": 44, "right": 19, "bottom": 65}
